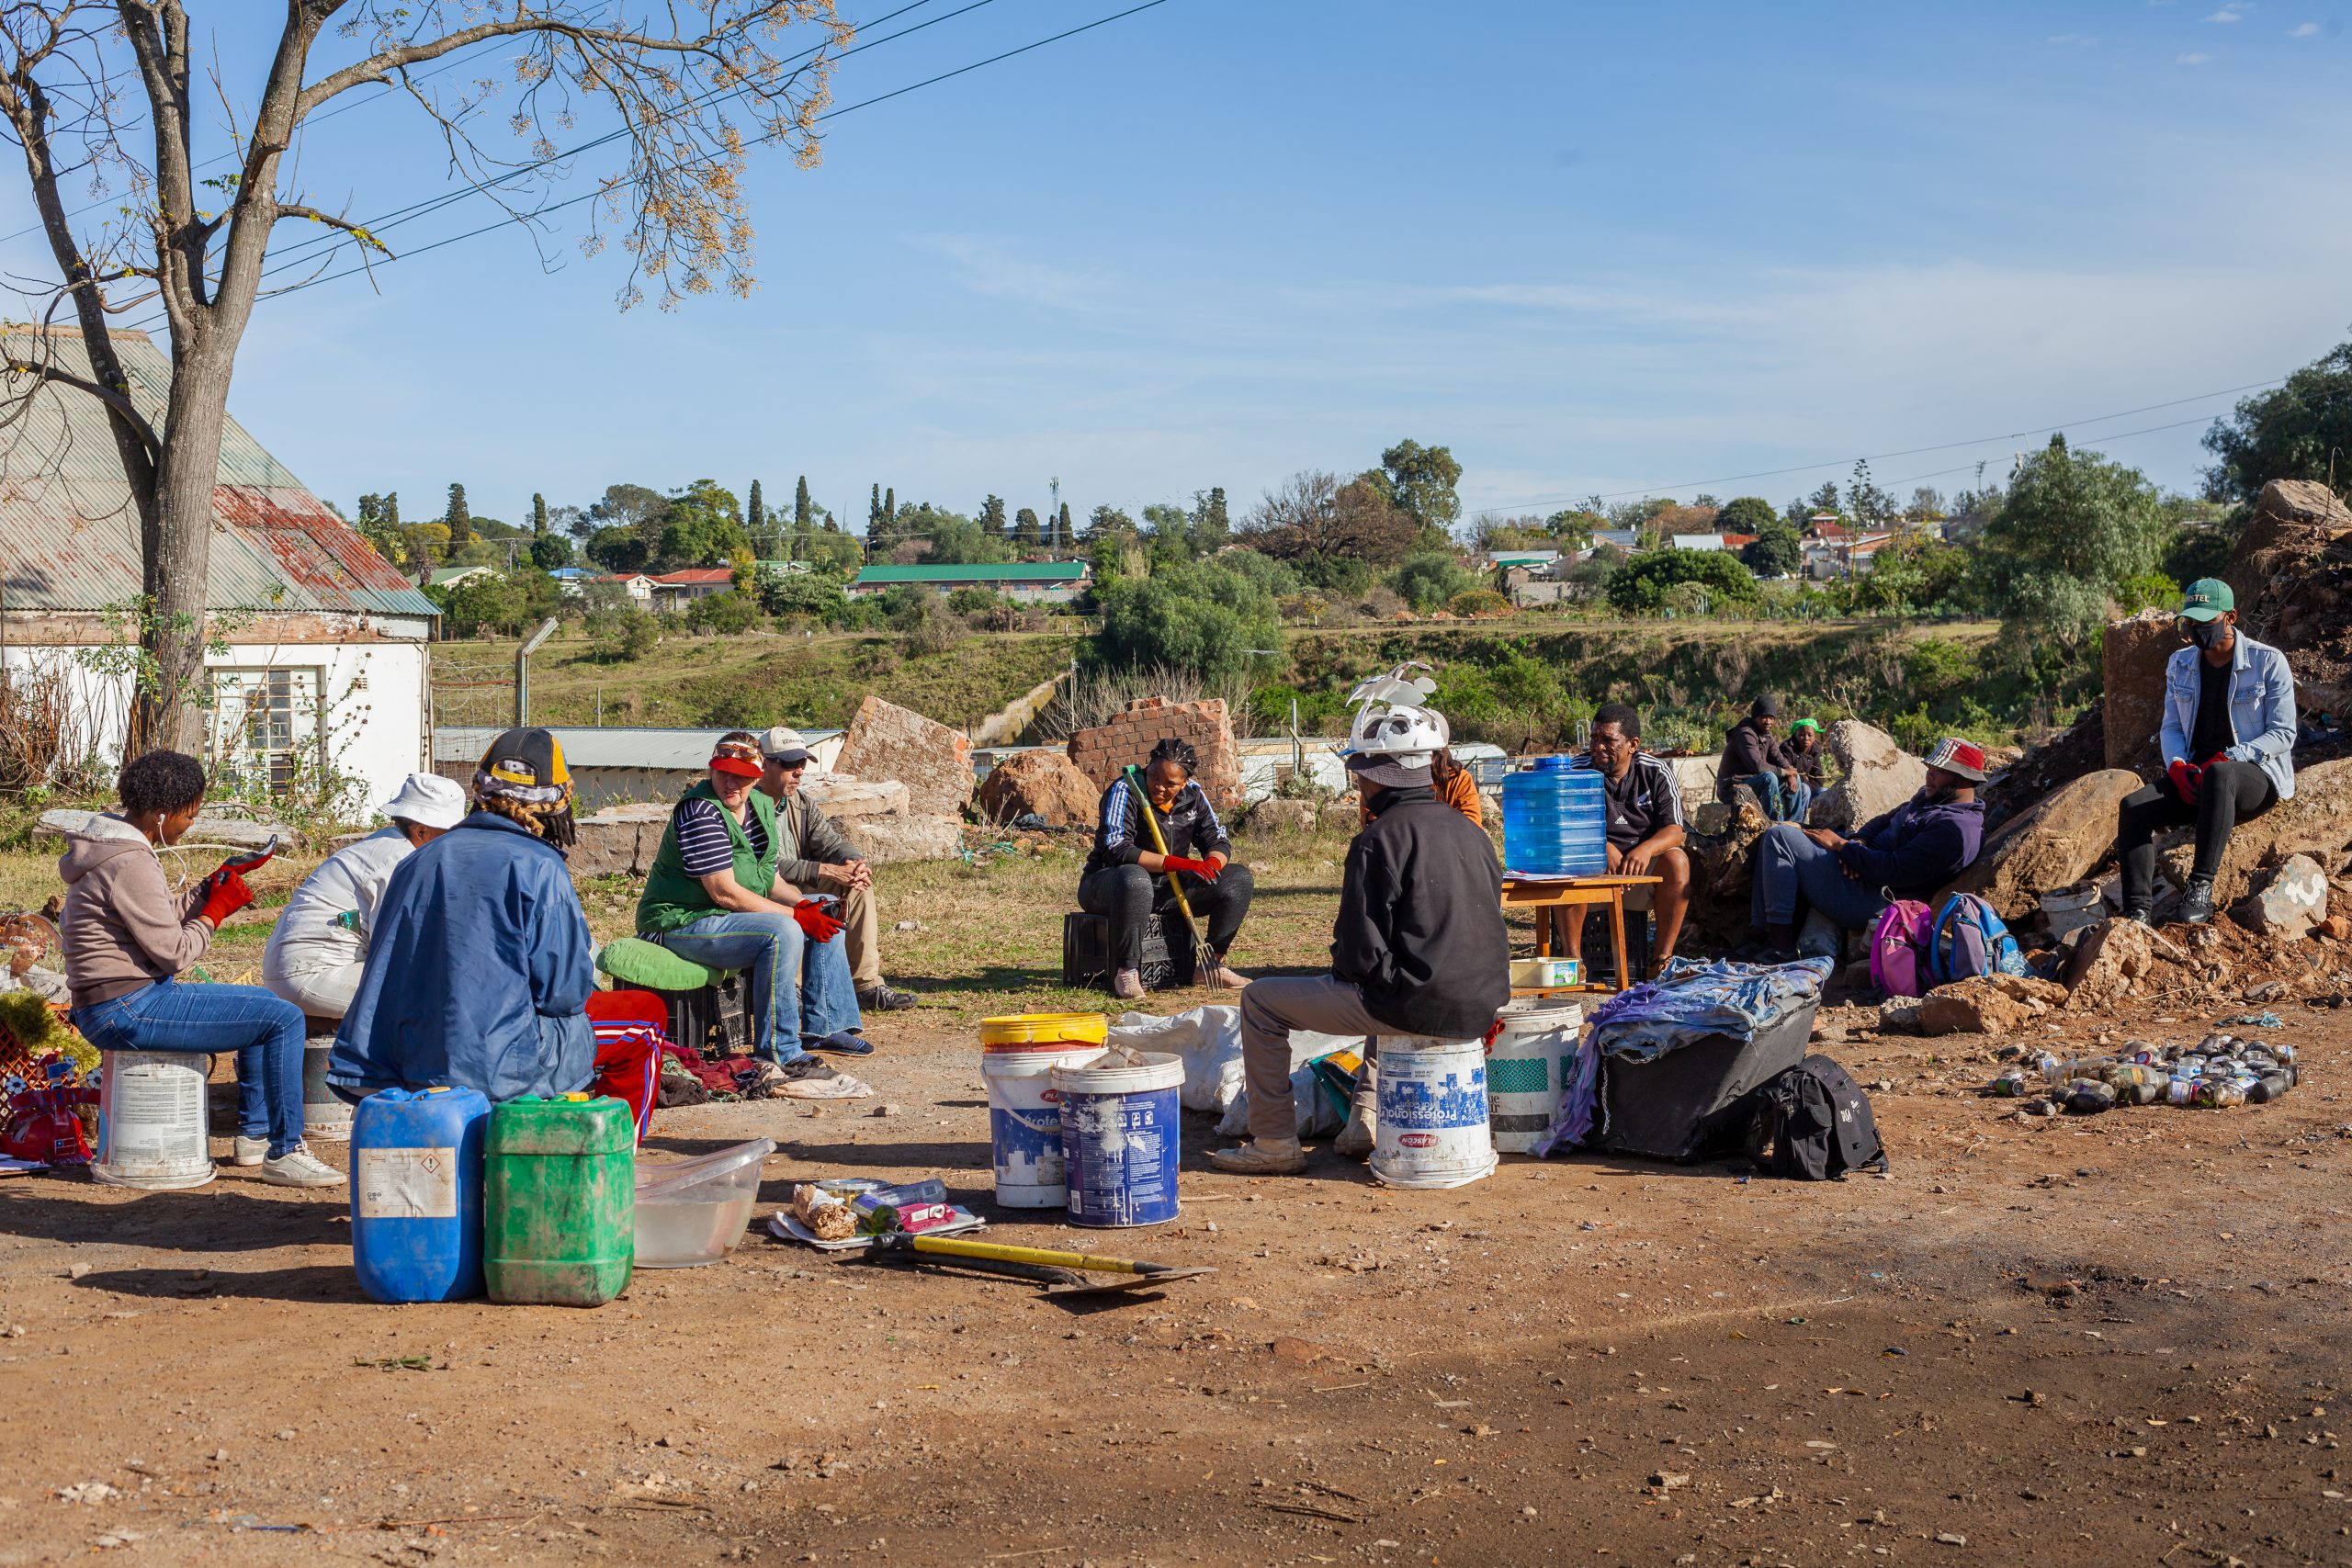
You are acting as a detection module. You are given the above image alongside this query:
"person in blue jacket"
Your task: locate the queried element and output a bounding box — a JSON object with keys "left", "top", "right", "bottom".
{"left": 2115, "top": 579, "right": 2297, "bottom": 926}
{"left": 328, "top": 728, "right": 596, "bottom": 1103}
{"left": 1747, "top": 737, "right": 1989, "bottom": 959}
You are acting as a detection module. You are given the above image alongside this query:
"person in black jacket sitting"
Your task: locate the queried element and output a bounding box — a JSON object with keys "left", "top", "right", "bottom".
{"left": 1210, "top": 698, "right": 1510, "bottom": 1176}
{"left": 1077, "top": 737, "right": 1255, "bottom": 999}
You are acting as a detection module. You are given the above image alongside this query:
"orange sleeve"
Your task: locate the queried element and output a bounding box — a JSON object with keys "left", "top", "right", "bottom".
{"left": 1442, "top": 765, "right": 1484, "bottom": 828}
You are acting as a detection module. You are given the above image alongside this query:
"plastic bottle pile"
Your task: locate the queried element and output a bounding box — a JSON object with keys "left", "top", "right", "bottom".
{"left": 1988, "top": 1032, "right": 2301, "bottom": 1115}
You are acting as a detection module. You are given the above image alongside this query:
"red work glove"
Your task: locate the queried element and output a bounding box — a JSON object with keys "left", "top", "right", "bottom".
{"left": 791, "top": 902, "right": 843, "bottom": 943}
{"left": 2166, "top": 759, "right": 2201, "bottom": 805}
{"left": 1161, "top": 856, "right": 1220, "bottom": 881}
{"left": 197, "top": 870, "right": 254, "bottom": 927}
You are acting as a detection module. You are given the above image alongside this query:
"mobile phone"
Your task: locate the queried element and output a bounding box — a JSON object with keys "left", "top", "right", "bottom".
{"left": 218, "top": 834, "right": 280, "bottom": 872}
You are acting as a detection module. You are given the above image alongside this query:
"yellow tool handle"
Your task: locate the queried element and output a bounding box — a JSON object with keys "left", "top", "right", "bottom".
{"left": 908, "top": 1234, "right": 1188, "bottom": 1277}
{"left": 1122, "top": 765, "right": 1205, "bottom": 934}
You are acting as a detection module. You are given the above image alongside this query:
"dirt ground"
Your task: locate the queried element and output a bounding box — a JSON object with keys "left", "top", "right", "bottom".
{"left": 4, "top": 844, "right": 2352, "bottom": 1566}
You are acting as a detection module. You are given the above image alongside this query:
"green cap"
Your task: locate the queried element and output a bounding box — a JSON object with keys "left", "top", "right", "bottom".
{"left": 2178, "top": 578, "right": 2233, "bottom": 622}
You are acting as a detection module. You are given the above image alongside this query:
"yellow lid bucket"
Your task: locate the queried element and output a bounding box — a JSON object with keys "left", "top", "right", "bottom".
{"left": 980, "top": 1011, "right": 1111, "bottom": 1049}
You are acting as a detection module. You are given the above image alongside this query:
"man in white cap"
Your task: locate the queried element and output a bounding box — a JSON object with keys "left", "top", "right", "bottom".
{"left": 1209, "top": 695, "right": 1510, "bottom": 1175}
{"left": 752, "top": 726, "right": 916, "bottom": 1011}
{"left": 262, "top": 773, "right": 470, "bottom": 1038}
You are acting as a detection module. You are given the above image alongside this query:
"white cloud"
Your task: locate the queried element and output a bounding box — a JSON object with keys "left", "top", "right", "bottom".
{"left": 905, "top": 234, "right": 1112, "bottom": 315}
{"left": 2178, "top": 51, "right": 2214, "bottom": 62}
{"left": 2205, "top": 4, "right": 2244, "bottom": 18}
{"left": 2290, "top": 19, "right": 2321, "bottom": 34}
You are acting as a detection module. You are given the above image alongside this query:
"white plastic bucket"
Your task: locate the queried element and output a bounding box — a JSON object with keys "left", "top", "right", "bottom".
{"left": 301, "top": 1039, "right": 351, "bottom": 1141}
{"left": 1486, "top": 1000, "right": 1584, "bottom": 1155}
{"left": 1052, "top": 1049, "right": 1185, "bottom": 1227}
{"left": 92, "top": 1050, "right": 215, "bottom": 1190}
{"left": 1371, "top": 1035, "right": 1495, "bottom": 1190}
{"left": 982, "top": 1046, "right": 1102, "bottom": 1209}
{"left": 2040, "top": 882, "right": 2105, "bottom": 942}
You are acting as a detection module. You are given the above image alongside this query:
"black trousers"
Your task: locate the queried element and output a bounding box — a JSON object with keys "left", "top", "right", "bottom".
{"left": 1077, "top": 862, "right": 1255, "bottom": 973}
{"left": 2117, "top": 758, "right": 2277, "bottom": 908}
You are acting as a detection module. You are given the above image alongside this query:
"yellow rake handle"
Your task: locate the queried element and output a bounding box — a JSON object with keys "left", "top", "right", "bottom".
{"left": 907, "top": 1234, "right": 1199, "bottom": 1277}
{"left": 1121, "top": 763, "right": 1208, "bottom": 950}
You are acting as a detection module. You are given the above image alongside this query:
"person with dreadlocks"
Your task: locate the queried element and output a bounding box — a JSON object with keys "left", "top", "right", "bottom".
{"left": 328, "top": 728, "right": 598, "bottom": 1104}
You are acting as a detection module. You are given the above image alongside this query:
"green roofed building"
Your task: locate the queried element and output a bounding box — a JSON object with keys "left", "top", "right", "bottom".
{"left": 848, "top": 561, "right": 1090, "bottom": 604}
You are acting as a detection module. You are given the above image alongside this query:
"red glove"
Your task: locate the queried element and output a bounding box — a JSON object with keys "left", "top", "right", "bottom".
{"left": 197, "top": 870, "right": 254, "bottom": 927}
{"left": 2166, "top": 759, "right": 2201, "bottom": 805}
{"left": 792, "top": 901, "right": 843, "bottom": 943}
{"left": 1161, "top": 856, "right": 1220, "bottom": 881}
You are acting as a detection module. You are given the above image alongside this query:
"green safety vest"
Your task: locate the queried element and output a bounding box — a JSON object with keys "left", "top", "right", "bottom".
{"left": 635, "top": 780, "right": 781, "bottom": 935}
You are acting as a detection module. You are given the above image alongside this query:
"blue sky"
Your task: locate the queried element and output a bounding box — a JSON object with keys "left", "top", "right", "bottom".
{"left": 6, "top": 0, "right": 2349, "bottom": 528}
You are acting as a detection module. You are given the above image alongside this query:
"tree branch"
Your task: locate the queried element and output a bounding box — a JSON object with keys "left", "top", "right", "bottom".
{"left": 1, "top": 358, "right": 161, "bottom": 456}
{"left": 271, "top": 202, "right": 393, "bottom": 256}
{"left": 296, "top": 17, "right": 735, "bottom": 119}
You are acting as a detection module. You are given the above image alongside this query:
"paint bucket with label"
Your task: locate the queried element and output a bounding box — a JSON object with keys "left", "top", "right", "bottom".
{"left": 1485, "top": 1000, "right": 1584, "bottom": 1155}
{"left": 981, "top": 1045, "right": 1102, "bottom": 1209}
{"left": 91, "top": 1050, "right": 214, "bottom": 1190}
{"left": 1053, "top": 1048, "right": 1184, "bottom": 1227}
{"left": 1371, "top": 1035, "right": 1496, "bottom": 1190}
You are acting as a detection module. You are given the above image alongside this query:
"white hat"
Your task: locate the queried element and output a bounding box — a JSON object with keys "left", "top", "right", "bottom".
{"left": 379, "top": 773, "right": 469, "bottom": 829}
{"left": 758, "top": 726, "right": 813, "bottom": 763}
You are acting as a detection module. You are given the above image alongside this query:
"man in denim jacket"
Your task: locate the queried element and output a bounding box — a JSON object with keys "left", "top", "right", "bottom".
{"left": 2115, "top": 579, "right": 2297, "bottom": 927}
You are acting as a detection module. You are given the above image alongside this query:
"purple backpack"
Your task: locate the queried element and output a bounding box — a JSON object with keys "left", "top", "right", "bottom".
{"left": 1869, "top": 899, "right": 1936, "bottom": 998}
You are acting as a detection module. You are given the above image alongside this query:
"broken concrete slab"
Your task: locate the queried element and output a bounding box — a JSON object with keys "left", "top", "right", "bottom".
{"left": 2100, "top": 609, "right": 2177, "bottom": 772}
{"left": 839, "top": 814, "right": 964, "bottom": 864}
{"left": 35, "top": 807, "right": 292, "bottom": 852}
{"left": 2230, "top": 852, "right": 2327, "bottom": 939}
{"left": 568, "top": 802, "right": 673, "bottom": 879}
{"left": 1806, "top": 720, "right": 1923, "bottom": 833}
{"left": 976, "top": 749, "right": 1101, "bottom": 829}
{"left": 1939, "top": 768, "right": 2144, "bottom": 920}
{"left": 799, "top": 774, "right": 911, "bottom": 821}
{"left": 834, "top": 695, "right": 975, "bottom": 820}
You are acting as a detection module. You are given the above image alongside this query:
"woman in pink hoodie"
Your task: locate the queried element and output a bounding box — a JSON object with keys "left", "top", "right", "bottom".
{"left": 59, "top": 750, "right": 341, "bottom": 1188}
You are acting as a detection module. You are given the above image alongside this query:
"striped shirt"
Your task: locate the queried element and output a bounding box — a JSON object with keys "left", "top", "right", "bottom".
{"left": 1596, "top": 750, "right": 1684, "bottom": 852}
{"left": 674, "top": 797, "right": 768, "bottom": 877}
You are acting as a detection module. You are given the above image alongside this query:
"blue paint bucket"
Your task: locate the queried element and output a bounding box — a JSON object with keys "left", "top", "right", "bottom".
{"left": 1052, "top": 1049, "right": 1185, "bottom": 1228}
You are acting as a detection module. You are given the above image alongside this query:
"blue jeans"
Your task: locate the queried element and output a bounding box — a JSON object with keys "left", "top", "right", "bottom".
{"left": 70, "top": 978, "right": 307, "bottom": 1157}
{"left": 1736, "top": 773, "right": 1814, "bottom": 823}
{"left": 653, "top": 910, "right": 861, "bottom": 1065}
{"left": 1750, "top": 823, "right": 1888, "bottom": 942}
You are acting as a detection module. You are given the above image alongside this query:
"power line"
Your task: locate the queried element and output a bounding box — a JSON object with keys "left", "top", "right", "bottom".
{"left": 1477, "top": 378, "right": 2281, "bottom": 513}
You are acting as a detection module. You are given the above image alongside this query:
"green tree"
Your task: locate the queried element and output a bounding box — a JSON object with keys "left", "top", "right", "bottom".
{"left": 1740, "top": 516, "right": 1804, "bottom": 577}
{"left": 655, "top": 479, "right": 748, "bottom": 568}
{"left": 1362, "top": 438, "right": 1463, "bottom": 540}
{"left": 867, "top": 483, "right": 885, "bottom": 533}
{"left": 1014, "top": 506, "right": 1042, "bottom": 547}
{"left": 530, "top": 492, "right": 548, "bottom": 536}
{"left": 747, "top": 479, "right": 766, "bottom": 539}
{"left": 444, "top": 483, "right": 472, "bottom": 549}
{"left": 528, "top": 532, "right": 574, "bottom": 570}
{"left": 979, "top": 493, "right": 1009, "bottom": 541}
{"left": 757, "top": 567, "right": 851, "bottom": 624}
{"left": 2203, "top": 336, "right": 2352, "bottom": 505}
{"left": 1142, "top": 502, "right": 1193, "bottom": 565}
{"left": 1605, "top": 550, "right": 1761, "bottom": 614}
{"left": 1091, "top": 559, "right": 1281, "bottom": 682}
{"left": 1056, "top": 501, "right": 1073, "bottom": 551}
{"left": 685, "top": 589, "right": 763, "bottom": 635}
{"left": 922, "top": 511, "right": 1012, "bottom": 566}
{"left": 794, "top": 475, "right": 813, "bottom": 531}
{"left": 1846, "top": 460, "right": 1894, "bottom": 529}
{"left": 585, "top": 525, "right": 650, "bottom": 574}
{"left": 1716, "top": 496, "right": 1779, "bottom": 536}
{"left": 1193, "top": 485, "right": 1231, "bottom": 549}
{"left": 1388, "top": 550, "right": 1480, "bottom": 612}
{"left": 1979, "top": 434, "right": 2166, "bottom": 651}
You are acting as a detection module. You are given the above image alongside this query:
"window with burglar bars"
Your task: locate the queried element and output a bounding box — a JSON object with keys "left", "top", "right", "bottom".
{"left": 209, "top": 668, "right": 325, "bottom": 795}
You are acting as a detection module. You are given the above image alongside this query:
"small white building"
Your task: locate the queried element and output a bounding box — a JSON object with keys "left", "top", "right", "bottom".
{"left": 0, "top": 328, "right": 438, "bottom": 815}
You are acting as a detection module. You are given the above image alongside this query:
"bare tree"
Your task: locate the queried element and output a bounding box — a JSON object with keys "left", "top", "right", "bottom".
{"left": 0, "top": 1, "right": 846, "bottom": 752}
{"left": 1238, "top": 468, "right": 1420, "bottom": 571}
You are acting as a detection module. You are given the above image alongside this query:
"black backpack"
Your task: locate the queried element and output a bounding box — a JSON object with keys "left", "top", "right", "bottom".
{"left": 1752, "top": 1055, "right": 1886, "bottom": 1180}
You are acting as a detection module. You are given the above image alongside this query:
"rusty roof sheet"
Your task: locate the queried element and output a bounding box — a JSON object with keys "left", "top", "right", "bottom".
{"left": 0, "top": 329, "right": 436, "bottom": 622}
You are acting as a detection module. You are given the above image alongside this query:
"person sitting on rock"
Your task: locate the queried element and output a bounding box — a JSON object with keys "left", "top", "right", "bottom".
{"left": 752, "top": 727, "right": 916, "bottom": 1012}
{"left": 1078, "top": 737, "right": 1254, "bottom": 999}
{"left": 1781, "top": 718, "right": 1825, "bottom": 818}
{"left": 1717, "top": 694, "right": 1811, "bottom": 822}
{"left": 1211, "top": 695, "right": 1509, "bottom": 1175}
{"left": 262, "top": 773, "right": 469, "bottom": 1027}
{"left": 637, "top": 731, "right": 871, "bottom": 1099}
{"left": 1748, "top": 737, "right": 1989, "bottom": 959}
{"left": 332, "top": 728, "right": 602, "bottom": 1105}
{"left": 60, "top": 750, "right": 342, "bottom": 1188}
{"left": 2115, "top": 579, "right": 2297, "bottom": 926}
{"left": 1562, "top": 703, "right": 1689, "bottom": 980}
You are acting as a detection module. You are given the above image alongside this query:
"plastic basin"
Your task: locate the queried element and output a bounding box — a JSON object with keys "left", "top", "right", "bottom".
{"left": 633, "top": 1138, "right": 774, "bottom": 1269}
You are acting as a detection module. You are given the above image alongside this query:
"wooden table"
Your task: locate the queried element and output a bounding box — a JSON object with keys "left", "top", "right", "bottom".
{"left": 1500, "top": 874, "right": 1665, "bottom": 995}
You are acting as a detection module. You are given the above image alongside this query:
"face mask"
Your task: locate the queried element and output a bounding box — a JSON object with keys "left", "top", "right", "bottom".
{"left": 2184, "top": 618, "right": 2228, "bottom": 649}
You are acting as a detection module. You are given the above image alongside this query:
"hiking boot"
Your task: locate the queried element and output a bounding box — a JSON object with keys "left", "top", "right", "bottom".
{"left": 1208, "top": 1138, "right": 1306, "bottom": 1175}
{"left": 1111, "top": 968, "right": 1147, "bottom": 1001}
{"left": 768, "top": 1055, "right": 873, "bottom": 1101}
{"left": 259, "top": 1144, "right": 345, "bottom": 1189}
{"left": 2120, "top": 903, "right": 2154, "bottom": 927}
{"left": 2174, "top": 875, "right": 2217, "bottom": 926}
{"left": 1333, "top": 1063, "right": 1377, "bottom": 1159}
{"left": 232, "top": 1134, "right": 268, "bottom": 1168}
{"left": 1194, "top": 954, "right": 1249, "bottom": 988}
{"left": 858, "top": 983, "right": 918, "bottom": 1012}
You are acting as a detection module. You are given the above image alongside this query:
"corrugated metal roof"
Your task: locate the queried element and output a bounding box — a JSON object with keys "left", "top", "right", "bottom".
{"left": 0, "top": 329, "right": 437, "bottom": 622}
{"left": 434, "top": 725, "right": 845, "bottom": 769}
{"left": 853, "top": 562, "right": 1088, "bottom": 585}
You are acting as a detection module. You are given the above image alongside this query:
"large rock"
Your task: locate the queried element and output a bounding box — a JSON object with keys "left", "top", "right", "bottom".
{"left": 834, "top": 695, "right": 975, "bottom": 820}
{"left": 2231, "top": 852, "right": 2327, "bottom": 939}
{"left": 2159, "top": 757, "right": 2352, "bottom": 909}
{"left": 1806, "top": 721, "right": 1923, "bottom": 832}
{"left": 2100, "top": 609, "right": 2177, "bottom": 772}
{"left": 1243, "top": 798, "right": 1317, "bottom": 835}
{"left": 1917, "top": 973, "right": 2070, "bottom": 1037}
{"left": 35, "top": 807, "right": 292, "bottom": 852}
{"left": 977, "top": 750, "right": 1100, "bottom": 828}
{"left": 1067, "top": 696, "right": 1244, "bottom": 812}
{"left": 2064, "top": 918, "right": 2172, "bottom": 1011}
{"left": 2229, "top": 479, "right": 2352, "bottom": 720}
{"left": 839, "top": 814, "right": 964, "bottom": 864}
{"left": 569, "top": 802, "right": 673, "bottom": 879}
{"left": 800, "top": 773, "right": 910, "bottom": 821}
{"left": 1939, "top": 769, "right": 2143, "bottom": 919}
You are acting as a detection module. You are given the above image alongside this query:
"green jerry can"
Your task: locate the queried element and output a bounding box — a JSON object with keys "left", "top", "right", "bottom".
{"left": 484, "top": 1094, "right": 636, "bottom": 1307}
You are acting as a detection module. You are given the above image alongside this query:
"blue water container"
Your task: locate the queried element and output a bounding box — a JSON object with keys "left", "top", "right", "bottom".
{"left": 1500, "top": 755, "right": 1610, "bottom": 875}
{"left": 350, "top": 1086, "right": 491, "bottom": 1303}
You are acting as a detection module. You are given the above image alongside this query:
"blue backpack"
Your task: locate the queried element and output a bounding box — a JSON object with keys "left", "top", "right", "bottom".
{"left": 1927, "top": 893, "right": 2025, "bottom": 986}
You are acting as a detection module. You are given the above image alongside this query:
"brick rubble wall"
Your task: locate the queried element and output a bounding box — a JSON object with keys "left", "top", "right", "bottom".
{"left": 1066, "top": 695, "right": 1244, "bottom": 812}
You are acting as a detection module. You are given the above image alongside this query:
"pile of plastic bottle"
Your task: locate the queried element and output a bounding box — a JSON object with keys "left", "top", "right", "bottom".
{"left": 1987, "top": 1032, "right": 2300, "bottom": 1114}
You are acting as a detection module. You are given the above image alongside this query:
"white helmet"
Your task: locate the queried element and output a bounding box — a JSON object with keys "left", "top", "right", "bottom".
{"left": 1346, "top": 660, "right": 1436, "bottom": 710}
{"left": 1342, "top": 698, "right": 1448, "bottom": 789}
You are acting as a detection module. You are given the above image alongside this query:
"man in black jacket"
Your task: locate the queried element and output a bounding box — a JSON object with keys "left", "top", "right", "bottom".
{"left": 1210, "top": 700, "right": 1508, "bottom": 1175}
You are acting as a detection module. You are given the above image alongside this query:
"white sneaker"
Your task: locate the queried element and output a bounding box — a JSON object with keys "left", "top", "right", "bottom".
{"left": 1111, "top": 968, "right": 1147, "bottom": 1000}
{"left": 260, "top": 1144, "right": 345, "bottom": 1188}
{"left": 232, "top": 1135, "right": 268, "bottom": 1168}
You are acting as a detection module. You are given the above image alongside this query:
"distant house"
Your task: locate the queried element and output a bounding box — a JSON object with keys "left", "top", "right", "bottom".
{"left": 594, "top": 572, "right": 658, "bottom": 605}
{"left": 1590, "top": 528, "right": 1642, "bottom": 551}
{"left": 426, "top": 564, "right": 498, "bottom": 590}
{"left": 1476, "top": 548, "right": 1561, "bottom": 572}
{"left": 848, "top": 561, "right": 1091, "bottom": 604}
{"left": 1670, "top": 534, "right": 1728, "bottom": 552}
{"left": 648, "top": 567, "right": 737, "bottom": 613}
{"left": 548, "top": 566, "right": 596, "bottom": 598}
